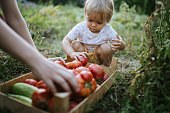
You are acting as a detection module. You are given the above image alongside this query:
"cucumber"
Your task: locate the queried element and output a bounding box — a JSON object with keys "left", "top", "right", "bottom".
{"left": 7, "top": 94, "right": 32, "bottom": 105}
{"left": 10, "top": 82, "right": 38, "bottom": 98}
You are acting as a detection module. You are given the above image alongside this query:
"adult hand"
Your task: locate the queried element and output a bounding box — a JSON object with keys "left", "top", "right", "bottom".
{"left": 29, "top": 57, "right": 79, "bottom": 94}
{"left": 70, "top": 52, "right": 88, "bottom": 60}
{"left": 48, "top": 57, "right": 66, "bottom": 65}
{"left": 111, "top": 35, "right": 126, "bottom": 51}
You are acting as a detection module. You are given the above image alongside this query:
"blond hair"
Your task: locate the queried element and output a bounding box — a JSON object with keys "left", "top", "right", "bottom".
{"left": 84, "top": 0, "right": 114, "bottom": 23}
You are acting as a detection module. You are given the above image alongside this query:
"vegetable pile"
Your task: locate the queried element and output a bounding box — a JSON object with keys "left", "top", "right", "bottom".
{"left": 7, "top": 57, "right": 110, "bottom": 112}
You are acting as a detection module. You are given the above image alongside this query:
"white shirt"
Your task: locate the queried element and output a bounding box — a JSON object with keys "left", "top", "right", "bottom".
{"left": 66, "top": 21, "right": 122, "bottom": 52}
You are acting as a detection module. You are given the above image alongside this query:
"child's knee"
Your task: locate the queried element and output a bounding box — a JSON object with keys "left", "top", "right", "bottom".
{"left": 71, "top": 41, "right": 84, "bottom": 52}
{"left": 97, "top": 43, "right": 112, "bottom": 55}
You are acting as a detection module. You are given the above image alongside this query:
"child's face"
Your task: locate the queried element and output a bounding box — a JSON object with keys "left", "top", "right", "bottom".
{"left": 86, "top": 13, "right": 106, "bottom": 33}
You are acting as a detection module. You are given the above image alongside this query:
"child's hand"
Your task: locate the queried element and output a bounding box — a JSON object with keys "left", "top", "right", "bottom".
{"left": 110, "top": 35, "right": 126, "bottom": 51}
{"left": 70, "top": 52, "right": 88, "bottom": 60}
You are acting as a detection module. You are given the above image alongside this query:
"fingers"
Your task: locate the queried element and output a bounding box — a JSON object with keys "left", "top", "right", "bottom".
{"left": 48, "top": 57, "right": 57, "bottom": 61}
{"left": 111, "top": 39, "right": 120, "bottom": 43}
{"left": 73, "top": 56, "right": 78, "bottom": 60}
{"left": 44, "top": 79, "right": 57, "bottom": 94}
{"left": 58, "top": 58, "right": 66, "bottom": 64}
{"left": 48, "top": 57, "right": 66, "bottom": 65}
{"left": 57, "top": 68, "right": 79, "bottom": 92}
{"left": 79, "top": 52, "right": 88, "bottom": 58}
{"left": 64, "top": 72, "right": 80, "bottom": 92}
{"left": 52, "top": 74, "right": 71, "bottom": 92}
{"left": 112, "top": 48, "right": 117, "bottom": 51}
{"left": 112, "top": 42, "right": 121, "bottom": 46}
{"left": 82, "top": 52, "right": 88, "bottom": 56}
{"left": 116, "top": 34, "right": 121, "bottom": 40}
{"left": 71, "top": 52, "right": 88, "bottom": 60}
{"left": 48, "top": 57, "right": 64, "bottom": 62}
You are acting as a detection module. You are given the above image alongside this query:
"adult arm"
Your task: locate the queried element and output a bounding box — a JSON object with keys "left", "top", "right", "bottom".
{"left": 0, "top": 0, "right": 36, "bottom": 48}
{"left": 0, "top": 19, "right": 79, "bottom": 94}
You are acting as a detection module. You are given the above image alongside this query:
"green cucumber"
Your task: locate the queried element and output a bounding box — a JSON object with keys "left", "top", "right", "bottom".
{"left": 7, "top": 94, "right": 32, "bottom": 105}
{"left": 10, "top": 82, "right": 38, "bottom": 98}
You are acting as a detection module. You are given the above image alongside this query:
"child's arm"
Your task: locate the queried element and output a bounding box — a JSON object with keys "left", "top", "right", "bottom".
{"left": 110, "top": 35, "right": 126, "bottom": 51}
{"left": 62, "top": 36, "right": 75, "bottom": 58}
{"left": 62, "top": 36, "right": 87, "bottom": 60}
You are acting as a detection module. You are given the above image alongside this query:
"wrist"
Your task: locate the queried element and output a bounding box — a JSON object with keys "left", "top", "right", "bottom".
{"left": 24, "top": 49, "right": 46, "bottom": 70}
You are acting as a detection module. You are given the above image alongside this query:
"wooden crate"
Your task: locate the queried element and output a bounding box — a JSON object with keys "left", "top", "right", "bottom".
{"left": 0, "top": 57, "right": 118, "bottom": 113}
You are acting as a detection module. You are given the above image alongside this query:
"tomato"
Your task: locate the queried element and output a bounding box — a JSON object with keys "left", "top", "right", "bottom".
{"left": 78, "top": 55, "right": 88, "bottom": 66}
{"left": 65, "top": 62, "right": 72, "bottom": 69}
{"left": 71, "top": 60, "right": 82, "bottom": 69}
{"left": 76, "top": 71, "right": 97, "bottom": 97}
{"left": 73, "top": 66, "right": 91, "bottom": 76}
{"left": 66, "top": 61, "right": 82, "bottom": 69}
{"left": 24, "top": 79, "right": 37, "bottom": 86}
{"left": 32, "top": 89, "right": 52, "bottom": 110}
{"left": 88, "top": 64, "right": 105, "bottom": 80}
{"left": 54, "top": 60, "right": 66, "bottom": 67}
{"left": 36, "top": 80, "right": 49, "bottom": 91}
{"left": 103, "top": 74, "right": 109, "bottom": 81}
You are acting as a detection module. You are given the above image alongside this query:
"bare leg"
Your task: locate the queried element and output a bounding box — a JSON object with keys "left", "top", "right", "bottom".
{"left": 96, "top": 43, "right": 113, "bottom": 67}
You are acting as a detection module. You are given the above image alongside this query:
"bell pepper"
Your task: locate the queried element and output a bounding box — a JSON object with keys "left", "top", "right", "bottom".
{"left": 76, "top": 71, "right": 97, "bottom": 97}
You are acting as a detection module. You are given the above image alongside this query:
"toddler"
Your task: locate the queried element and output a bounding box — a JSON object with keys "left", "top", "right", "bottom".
{"left": 62, "top": 0, "right": 126, "bottom": 66}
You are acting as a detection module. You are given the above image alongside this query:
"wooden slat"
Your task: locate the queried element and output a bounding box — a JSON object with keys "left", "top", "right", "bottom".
{"left": 0, "top": 72, "right": 36, "bottom": 93}
{"left": 0, "top": 92, "right": 48, "bottom": 113}
{"left": 52, "top": 92, "right": 70, "bottom": 113}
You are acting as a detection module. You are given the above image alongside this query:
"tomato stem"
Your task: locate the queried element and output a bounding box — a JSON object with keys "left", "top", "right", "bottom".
{"left": 85, "top": 82, "right": 92, "bottom": 89}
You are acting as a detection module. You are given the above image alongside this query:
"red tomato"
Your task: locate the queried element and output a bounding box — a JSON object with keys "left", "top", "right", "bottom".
{"left": 32, "top": 89, "right": 52, "bottom": 110}
{"left": 76, "top": 71, "right": 97, "bottom": 97}
{"left": 65, "top": 62, "right": 72, "bottom": 69}
{"left": 65, "top": 61, "right": 82, "bottom": 69}
{"left": 103, "top": 74, "right": 109, "bottom": 81}
{"left": 78, "top": 55, "right": 88, "bottom": 66}
{"left": 36, "top": 80, "right": 49, "bottom": 91}
{"left": 71, "top": 60, "right": 82, "bottom": 69}
{"left": 73, "top": 66, "right": 91, "bottom": 76}
{"left": 88, "top": 64, "right": 105, "bottom": 80}
{"left": 24, "top": 79, "right": 37, "bottom": 86}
